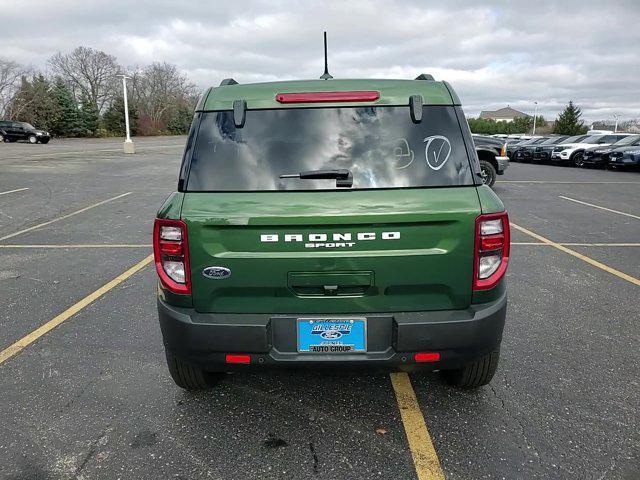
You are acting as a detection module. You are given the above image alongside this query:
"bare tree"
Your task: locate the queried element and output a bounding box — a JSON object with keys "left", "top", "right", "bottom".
{"left": 133, "top": 62, "right": 196, "bottom": 125}
{"left": 49, "top": 46, "right": 121, "bottom": 113}
{"left": 0, "top": 58, "right": 27, "bottom": 117}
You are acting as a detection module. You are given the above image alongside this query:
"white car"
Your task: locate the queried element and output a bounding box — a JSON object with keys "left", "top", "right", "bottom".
{"left": 550, "top": 133, "right": 630, "bottom": 167}
{"left": 586, "top": 129, "right": 614, "bottom": 135}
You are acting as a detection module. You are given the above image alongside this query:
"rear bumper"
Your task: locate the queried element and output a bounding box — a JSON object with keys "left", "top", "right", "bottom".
{"left": 495, "top": 156, "right": 509, "bottom": 174}
{"left": 157, "top": 291, "right": 507, "bottom": 372}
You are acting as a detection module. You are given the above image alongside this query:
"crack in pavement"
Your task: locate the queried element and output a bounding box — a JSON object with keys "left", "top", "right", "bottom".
{"left": 489, "top": 383, "right": 542, "bottom": 467}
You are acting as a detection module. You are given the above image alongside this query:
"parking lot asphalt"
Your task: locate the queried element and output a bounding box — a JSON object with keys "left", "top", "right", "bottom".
{"left": 0, "top": 137, "right": 638, "bottom": 480}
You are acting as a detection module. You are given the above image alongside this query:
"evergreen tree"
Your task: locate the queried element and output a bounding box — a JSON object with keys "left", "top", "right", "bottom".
{"left": 534, "top": 115, "right": 547, "bottom": 127}
{"left": 79, "top": 94, "right": 100, "bottom": 136}
{"left": 165, "top": 106, "right": 193, "bottom": 135}
{"left": 511, "top": 116, "right": 533, "bottom": 134}
{"left": 7, "top": 74, "right": 57, "bottom": 130}
{"left": 554, "top": 101, "right": 588, "bottom": 135}
{"left": 103, "top": 96, "right": 138, "bottom": 136}
{"left": 50, "top": 78, "right": 83, "bottom": 137}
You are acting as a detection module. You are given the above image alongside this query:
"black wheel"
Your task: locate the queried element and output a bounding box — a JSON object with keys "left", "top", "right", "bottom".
{"left": 479, "top": 160, "right": 497, "bottom": 187}
{"left": 441, "top": 347, "right": 500, "bottom": 388}
{"left": 28, "top": 134, "right": 37, "bottom": 144}
{"left": 40, "top": 138, "right": 50, "bottom": 144}
{"left": 572, "top": 151, "right": 584, "bottom": 167}
{"left": 165, "top": 351, "right": 223, "bottom": 390}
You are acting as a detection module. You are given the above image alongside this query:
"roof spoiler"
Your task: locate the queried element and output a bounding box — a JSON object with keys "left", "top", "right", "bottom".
{"left": 220, "top": 78, "right": 238, "bottom": 86}
{"left": 415, "top": 74, "right": 434, "bottom": 81}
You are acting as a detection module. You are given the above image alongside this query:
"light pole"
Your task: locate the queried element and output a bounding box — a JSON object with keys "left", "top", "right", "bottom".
{"left": 611, "top": 113, "right": 620, "bottom": 133}
{"left": 117, "top": 74, "right": 135, "bottom": 154}
{"left": 532, "top": 101, "right": 538, "bottom": 135}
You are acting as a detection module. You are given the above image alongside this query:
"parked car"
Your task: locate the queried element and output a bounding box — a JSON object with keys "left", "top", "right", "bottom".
{"left": 0, "top": 121, "right": 51, "bottom": 144}
{"left": 530, "top": 135, "right": 587, "bottom": 164}
{"left": 509, "top": 137, "right": 547, "bottom": 161}
{"left": 154, "top": 75, "right": 510, "bottom": 390}
{"left": 586, "top": 129, "right": 614, "bottom": 135}
{"left": 528, "top": 136, "right": 570, "bottom": 163}
{"left": 513, "top": 136, "right": 553, "bottom": 162}
{"left": 472, "top": 134, "right": 509, "bottom": 187}
{"left": 580, "top": 135, "right": 640, "bottom": 168}
{"left": 550, "top": 134, "right": 630, "bottom": 167}
{"left": 604, "top": 135, "right": 640, "bottom": 170}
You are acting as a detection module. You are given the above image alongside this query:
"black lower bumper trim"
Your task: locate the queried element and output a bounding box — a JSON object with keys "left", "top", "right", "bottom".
{"left": 157, "top": 292, "right": 507, "bottom": 372}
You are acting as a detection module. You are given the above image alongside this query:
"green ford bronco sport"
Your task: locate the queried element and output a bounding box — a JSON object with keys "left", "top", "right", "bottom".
{"left": 154, "top": 75, "right": 510, "bottom": 390}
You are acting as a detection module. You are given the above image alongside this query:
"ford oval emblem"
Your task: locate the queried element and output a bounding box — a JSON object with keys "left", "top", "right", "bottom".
{"left": 320, "top": 330, "right": 343, "bottom": 340}
{"left": 202, "top": 266, "right": 231, "bottom": 280}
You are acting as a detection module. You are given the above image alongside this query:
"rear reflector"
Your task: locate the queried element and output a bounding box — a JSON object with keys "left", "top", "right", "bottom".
{"left": 225, "top": 354, "right": 251, "bottom": 364}
{"left": 275, "top": 91, "right": 380, "bottom": 104}
{"left": 414, "top": 352, "right": 441, "bottom": 362}
{"left": 159, "top": 240, "right": 183, "bottom": 256}
{"left": 480, "top": 234, "right": 504, "bottom": 251}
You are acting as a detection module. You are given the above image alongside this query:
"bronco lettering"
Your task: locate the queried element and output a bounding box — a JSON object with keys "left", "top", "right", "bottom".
{"left": 260, "top": 232, "right": 400, "bottom": 246}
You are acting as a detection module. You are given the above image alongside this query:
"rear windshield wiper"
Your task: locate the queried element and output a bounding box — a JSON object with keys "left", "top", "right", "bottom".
{"left": 279, "top": 169, "right": 353, "bottom": 187}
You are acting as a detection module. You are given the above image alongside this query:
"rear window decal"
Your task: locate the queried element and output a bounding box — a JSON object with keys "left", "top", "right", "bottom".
{"left": 424, "top": 135, "right": 451, "bottom": 171}
{"left": 393, "top": 138, "right": 415, "bottom": 169}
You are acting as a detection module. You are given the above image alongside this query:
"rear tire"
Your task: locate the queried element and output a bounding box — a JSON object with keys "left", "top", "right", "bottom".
{"left": 165, "top": 351, "right": 223, "bottom": 390}
{"left": 479, "top": 160, "right": 497, "bottom": 187}
{"left": 441, "top": 347, "right": 500, "bottom": 388}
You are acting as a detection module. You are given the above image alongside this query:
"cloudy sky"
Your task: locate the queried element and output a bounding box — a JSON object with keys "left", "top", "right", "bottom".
{"left": 3, "top": 0, "right": 640, "bottom": 122}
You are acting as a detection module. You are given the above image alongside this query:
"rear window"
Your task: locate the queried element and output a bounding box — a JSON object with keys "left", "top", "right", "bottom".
{"left": 186, "top": 106, "right": 474, "bottom": 191}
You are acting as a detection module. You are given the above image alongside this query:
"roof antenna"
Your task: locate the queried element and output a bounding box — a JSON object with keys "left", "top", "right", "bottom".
{"left": 320, "top": 31, "right": 333, "bottom": 80}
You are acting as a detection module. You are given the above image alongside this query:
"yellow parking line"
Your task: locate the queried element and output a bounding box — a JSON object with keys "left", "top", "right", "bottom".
{"left": 0, "top": 254, "right": 153, "bottom": 366}
{"left": 0, "top": 244, "right": 150, "bottom": 248}
{"left": 390, "top": 372, "right": 445, "bottom": 480}
{"left": 558, "top": 196, "right": 640, "bottom": 220}
{"left": 511, "top": 223, "right": 640, "bottom": 287}
{"left": 0, "top": 187, "right": 29, "bottom": 196}
{"left": 0, "top": 192, "right": 132, "bottom": 242}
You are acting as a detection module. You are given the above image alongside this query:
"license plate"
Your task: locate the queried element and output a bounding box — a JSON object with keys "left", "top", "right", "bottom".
{"left": 297, "top": 318, "right": 366, "bottom": 353}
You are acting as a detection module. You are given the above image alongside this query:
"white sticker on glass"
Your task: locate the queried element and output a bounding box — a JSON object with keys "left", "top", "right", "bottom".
{"left": 423, "top": 135, "right": 452, "bottom": 171}
{"left": 393, "top": 138, "right": 415, "bottom": 169}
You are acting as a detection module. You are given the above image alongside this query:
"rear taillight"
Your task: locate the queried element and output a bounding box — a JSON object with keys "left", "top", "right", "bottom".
{"left": 501, "top": 143, "right": 507, "bottom": 156}
{"left": 153, "top": 219, "right": 191, "bottom": 294}
{"left": 473, "top": 212, "right": 510, "bottom": 291}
